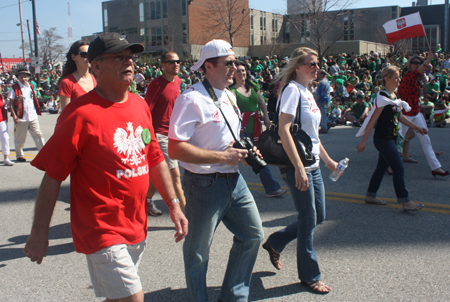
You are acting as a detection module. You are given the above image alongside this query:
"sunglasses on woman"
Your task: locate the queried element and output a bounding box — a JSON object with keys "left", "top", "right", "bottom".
{"left": 302, "top": 62, "right": 320, "bottom": 68}
{"left": 78, "top": 51, "right": 88, "bottom": 58}
{"left": 411, "top": 61, "right": 422, "bottom": 65}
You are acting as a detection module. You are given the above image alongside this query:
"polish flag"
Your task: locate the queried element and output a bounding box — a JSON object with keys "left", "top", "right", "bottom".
{"left": 382, "top": 12, "right": 426, "bottom": 44}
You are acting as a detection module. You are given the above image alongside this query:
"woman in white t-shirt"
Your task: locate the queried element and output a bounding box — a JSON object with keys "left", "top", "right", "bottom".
{"left": 262, "top": 47, "right": 339, "bottom": 294}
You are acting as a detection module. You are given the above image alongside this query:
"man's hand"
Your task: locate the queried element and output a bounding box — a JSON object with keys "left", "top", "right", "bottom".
{"left": 169, "top": 204, "right": 188, "bottom": 243}
{"left": 220, "top": 141, "right": 248, "bottom": 166}
{"left": 23, "top": 232, "right": 49, "bottom": 264}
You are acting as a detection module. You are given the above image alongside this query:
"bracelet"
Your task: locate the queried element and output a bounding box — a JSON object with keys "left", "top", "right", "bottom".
{"left": 171, "top": 198, "right": 180, "bottom": 204}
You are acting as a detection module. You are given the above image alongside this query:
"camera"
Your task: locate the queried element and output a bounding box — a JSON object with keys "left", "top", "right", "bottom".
{"left": 233, "top": 137, "right": 267, "bottom": 174}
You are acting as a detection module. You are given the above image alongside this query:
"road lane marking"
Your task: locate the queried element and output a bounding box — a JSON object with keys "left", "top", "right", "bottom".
{"left": 246, "top": 182, "right": 450, "bottom": 215}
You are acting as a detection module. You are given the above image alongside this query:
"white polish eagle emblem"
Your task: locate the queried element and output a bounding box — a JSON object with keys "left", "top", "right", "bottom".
{"left": 113, "top": 122, "right": 146, "bottom": 166}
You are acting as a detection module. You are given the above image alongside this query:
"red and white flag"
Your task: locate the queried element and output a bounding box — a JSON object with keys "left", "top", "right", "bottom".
{"left": 382, "top": 12, "right": 426, "bottom": 44}
{"left": 36, "top": 21, "right": 41, "bottom": 36}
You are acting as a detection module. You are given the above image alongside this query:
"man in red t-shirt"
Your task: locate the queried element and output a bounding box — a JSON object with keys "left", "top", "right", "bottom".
{"left": 145, "top": 51, "right": 186, "bottom": 215}
{"left": 23, "top": 33, "right": 188, "bottom": 302}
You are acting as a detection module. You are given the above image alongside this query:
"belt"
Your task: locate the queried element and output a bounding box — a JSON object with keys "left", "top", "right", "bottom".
{"left": 185, "top": 170, "right": 238, "bottom": 179}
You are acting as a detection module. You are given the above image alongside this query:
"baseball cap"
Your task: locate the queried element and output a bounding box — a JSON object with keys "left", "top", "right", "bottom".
{"left": 191, "top": 39, "right": 234, "bottom": 71}
{"left": 88, "top": 33, "right": 144, "bottom": 63}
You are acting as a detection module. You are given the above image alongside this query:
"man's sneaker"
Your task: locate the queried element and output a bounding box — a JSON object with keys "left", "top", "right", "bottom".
{"left": 266, "top": 189, "right": 287, "bottom": 198}
{"left": 3, "top": 158, "right": 14, "bottom": 166}
{"left": 16, "top": 157, "right": 26, "bottom": 162}
{"left": 148, "top": 200, "right": 162, "bottom": 216}
{"left": 352, "top": 121, "right": 361, "bottom": 127}
{"left": 318, "top": 128, "right": 328, "bottom": 134}
{"left": 327, "top": 121, "right": 336, "bottom": 129}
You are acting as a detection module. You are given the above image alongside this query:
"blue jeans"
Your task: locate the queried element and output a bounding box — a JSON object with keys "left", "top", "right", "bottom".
{"left": 243, "top": 132, "right": 281, "bottom": 194}
{"left": 367, "top": 138, "right": 410, "bottom": 203}
{"left": 267, "top": 167, "right": 325, "bottom": 282}
{"left": 318, "top": 102, "right": 329, "bottom": 130}
{"left": 182, "top": 171, "right": 264, "bottom": 302}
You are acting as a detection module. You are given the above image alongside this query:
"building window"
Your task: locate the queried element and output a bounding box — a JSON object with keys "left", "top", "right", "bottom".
{"left": 260, "top": 13, "right": 266, "bottom": 31}
{"left": 162, "top": 0, "right": 167, "bottom": 19}
{"left": 103, "top": 8, "right": 108, "bottom": 27}
{"left": 260, "top": 35, "right": 266, "bottom": 45}
{"left": 250, "top": 11, "right": 253, "bottom": 30}
{"left": 151, "top": 1, "right": 161, "bottom": 20}
{"left": 182, "top": 0, "right": 187, "bottom": 16}
{"left": 272, "top": 18, "right": 278, "bottom": 32}
{"left": 250, "top": 34, "right": 254, "bottom": 46}
{"left": 140, "top": 28, "right": 145, "bottom": 42}
{"left": 343, "top": 10, "right": 354, "bottom": 41}
{"left": 151, "top": 27, "right": 162, "bottom": 46}
{"left": 182, "top": 23, "right": 187, "bottom": 44}
{"left": 411, "top": 25, "right": 439, "bottom": 53}
{"left": 139, "top": 3, "right": 144, "bottom": 22}
{"left": 163, "top": 25, "right": 168, "bottom": 45}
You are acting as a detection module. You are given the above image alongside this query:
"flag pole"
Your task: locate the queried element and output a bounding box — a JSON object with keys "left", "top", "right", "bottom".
{"left": 425, "top": 33, "right": 432, "bottom": 52}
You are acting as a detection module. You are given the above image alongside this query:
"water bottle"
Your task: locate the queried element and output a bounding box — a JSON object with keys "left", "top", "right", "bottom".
{"left": 329, "top": 158, "right": 349, "bottom": 182}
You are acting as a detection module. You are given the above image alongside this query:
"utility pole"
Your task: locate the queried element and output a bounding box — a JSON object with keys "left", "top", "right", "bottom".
{"left": 31, "top": 0, "right": 40, "bottom": 88}
{"left": 27, "top": 19, "right": 33, "bottom": 58}
{"left": 18, "top": 0, "right": 26, "bottom": 63}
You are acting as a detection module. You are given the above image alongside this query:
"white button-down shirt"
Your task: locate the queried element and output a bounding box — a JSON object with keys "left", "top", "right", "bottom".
{"left": 8, "top": 81, "right": 38, "bottom": 122}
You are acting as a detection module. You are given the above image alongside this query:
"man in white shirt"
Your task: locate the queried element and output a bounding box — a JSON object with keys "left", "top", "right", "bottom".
{"left": 168, "top": 40, "right": 264, "bottom": 302}
{"left": 8, "top": 67, "right": 44, "bottom": 162}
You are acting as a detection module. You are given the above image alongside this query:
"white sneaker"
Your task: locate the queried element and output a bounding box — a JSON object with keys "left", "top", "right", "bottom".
{"left": 3, "top": 158, "right": 14, "bottom": 166}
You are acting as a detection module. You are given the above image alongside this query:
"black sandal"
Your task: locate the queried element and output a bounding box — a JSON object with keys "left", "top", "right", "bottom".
{"left": 262, "top": 241, "right": 281, "bottom": 270}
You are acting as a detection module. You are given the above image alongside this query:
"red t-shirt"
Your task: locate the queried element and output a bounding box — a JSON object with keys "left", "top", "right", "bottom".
{"left": 0, "top": 95, "right": 7, "bottom": 123}
{"left": 398, "top": 70, "right": 421, "bottom": 116}
{"left": 58, "top": 73, "right": 97, "bottom": 101}
{"left": 145, "top": 76, "right": 180, "bottom": 136}
{"left": 31, "top": 91, "right": 164, "bottom": 254}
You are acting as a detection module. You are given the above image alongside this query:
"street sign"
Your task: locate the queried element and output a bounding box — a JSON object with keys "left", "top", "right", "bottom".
{"left": 30, "top": 57, "right": 42, "bottom": 67}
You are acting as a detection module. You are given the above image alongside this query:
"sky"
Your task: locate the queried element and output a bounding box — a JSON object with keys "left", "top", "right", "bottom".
{"left": 0, "top": 0, "right": 448, "bottom": 58}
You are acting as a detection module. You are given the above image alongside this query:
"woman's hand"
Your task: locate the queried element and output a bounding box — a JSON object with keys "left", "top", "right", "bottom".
{"left": 416, "top": 126, "right": 428, "bottom": 135}
{"left": 294, "top": 167, "right": 309, "bottom": 191}
{"left": 356, "top": 140, "right": 366, "bottom": 153}
{"left": 325, "top": 159, "right": 338, "bottom": 172}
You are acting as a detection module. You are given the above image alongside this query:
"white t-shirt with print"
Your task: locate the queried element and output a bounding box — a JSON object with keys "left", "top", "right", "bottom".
{"left": 169, "top": 82, "right": 241, "bottom": 174}
{"left": 277, "top": 81, "right": 321, "bottom": 171}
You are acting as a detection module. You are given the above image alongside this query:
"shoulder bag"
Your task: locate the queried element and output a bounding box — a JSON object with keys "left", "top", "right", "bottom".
{"left": 257, "top": 83, "right": 316, "bottom": 167}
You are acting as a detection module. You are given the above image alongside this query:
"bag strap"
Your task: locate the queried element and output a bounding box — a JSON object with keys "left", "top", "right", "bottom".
{"left": 274, "top": 81, "right": 303, "bottom": 132}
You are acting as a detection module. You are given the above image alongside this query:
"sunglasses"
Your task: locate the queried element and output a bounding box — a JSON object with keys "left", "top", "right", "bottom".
{"left": 221, "top": 60, "right": 237, "bottom": 67}
{"left": 411, "top": 61, "right": 422, "bottom": 65}
{"left": 302, "top": 62, "right": 320, "bottom": 68}
{"left": 163, "top": 60, "right": 181, "bottom": 65}
{"left": 78, "top": 51, "right": 88, "bottom": 58}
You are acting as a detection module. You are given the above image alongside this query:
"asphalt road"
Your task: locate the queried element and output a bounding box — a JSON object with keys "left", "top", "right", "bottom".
{"left": 1, "top": 112, "right": 449, "bottom": 301}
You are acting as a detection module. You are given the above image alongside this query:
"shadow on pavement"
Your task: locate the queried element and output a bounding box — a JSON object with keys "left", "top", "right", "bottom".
{"left": 0, "top": 222, "right": 74, "bottom": 264}
{"left": 0, "top": 184, "right": 70, "bottom": 204}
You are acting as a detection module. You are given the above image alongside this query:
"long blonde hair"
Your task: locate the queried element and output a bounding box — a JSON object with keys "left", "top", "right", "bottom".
{"left": 276, "top": 47, "right": 318, "bottom": 85}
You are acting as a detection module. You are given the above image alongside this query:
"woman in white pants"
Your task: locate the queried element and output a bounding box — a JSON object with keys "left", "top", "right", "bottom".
{"left": 0, "top": 94, "right": 13, "bottom": 166}
{"left": 398, "top": 52, "right": 448, "bottom": 178}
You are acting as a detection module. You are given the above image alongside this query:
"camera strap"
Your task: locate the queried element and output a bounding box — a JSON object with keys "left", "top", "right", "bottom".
{"left": 202, "top": 78, "right": 251, "bottom": 143}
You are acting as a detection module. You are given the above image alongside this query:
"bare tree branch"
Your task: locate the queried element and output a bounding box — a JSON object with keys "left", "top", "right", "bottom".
{"left": 197, "top": 0, "right": 249, "bottom": 47}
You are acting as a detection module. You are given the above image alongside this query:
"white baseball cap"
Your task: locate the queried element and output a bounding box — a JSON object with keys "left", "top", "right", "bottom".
{"left": 191, "top": 39, "right": 235, "bottom": 72}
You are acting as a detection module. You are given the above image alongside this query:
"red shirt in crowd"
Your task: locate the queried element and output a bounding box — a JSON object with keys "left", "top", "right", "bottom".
{"left": 59, "top": 73, "right": 97, "bottom": 102}
{"left": 31, "top": 91, "right": 164, "bottom": 254}
{"left": 145, "top": 76, "right": 181, "bottom": 136}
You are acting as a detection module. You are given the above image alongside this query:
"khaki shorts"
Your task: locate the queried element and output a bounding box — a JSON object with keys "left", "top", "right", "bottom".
{"left": 86, "top": 240, "right": 146, "bottom": 299}
{"left": 156, "top": 133, "right": 179, "bottom": 170}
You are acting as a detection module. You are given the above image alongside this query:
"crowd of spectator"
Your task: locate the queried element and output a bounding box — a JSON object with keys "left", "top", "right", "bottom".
{"left": 2, "top": 49, "right": 450, "bottom": 128}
